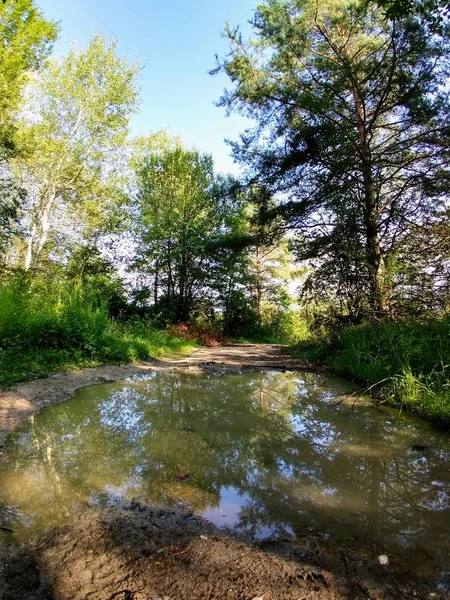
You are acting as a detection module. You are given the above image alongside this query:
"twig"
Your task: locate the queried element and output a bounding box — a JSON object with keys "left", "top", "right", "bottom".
{"left": 223, "top": 549, "right": 255, "bottom": 567}
{"left": 259, "top": 387, "right": 290, "bottom": 408}
{"left": 171, "top": 545, "right": 192, "bottom": 557}
{"left": 332, "top": 378, "right": 391, "bottom": 409}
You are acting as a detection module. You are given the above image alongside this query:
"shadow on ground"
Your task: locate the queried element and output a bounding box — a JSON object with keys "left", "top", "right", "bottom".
{"left": 0, "top": 501, "right": 443, "bottom": 600}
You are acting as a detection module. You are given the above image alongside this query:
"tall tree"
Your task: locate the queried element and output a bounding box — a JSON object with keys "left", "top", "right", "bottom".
{"left": 13, "top": 35, "right": 139, "bottom": 270}
{"left": 0, "top": 0, "right": 57, "bottom": 267}
{"left": 132, "top": 135, "right": 221, "bottom": 322}
{"left": 213, "top": 0, "right": 450, "bottom": 317}
{"left": 205, "top": 176, "right": 258, "bottom": 335}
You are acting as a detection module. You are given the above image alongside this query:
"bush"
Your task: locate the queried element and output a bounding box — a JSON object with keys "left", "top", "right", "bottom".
{"left": 291, "top": 316, "right": 450, "bottom": 424}
{"left": 0, "top": 275, "right": 196, "bottom": 386}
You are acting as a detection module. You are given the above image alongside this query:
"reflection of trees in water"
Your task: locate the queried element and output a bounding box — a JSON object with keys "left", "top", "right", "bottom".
{"left": 0, "top": 371, "right": 449, "bottom": 567}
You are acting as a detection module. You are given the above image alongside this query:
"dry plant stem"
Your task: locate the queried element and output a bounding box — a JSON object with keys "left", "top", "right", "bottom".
{"left": 332, "top": 377, "right": 392, "bottom": 409}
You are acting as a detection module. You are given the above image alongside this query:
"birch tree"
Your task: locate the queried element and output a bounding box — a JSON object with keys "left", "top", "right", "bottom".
{"left": 0, "top": 0, "right": 57, "bottom": 267}
{"left": 14, "top": 35, "right": 139, "bottom": 270}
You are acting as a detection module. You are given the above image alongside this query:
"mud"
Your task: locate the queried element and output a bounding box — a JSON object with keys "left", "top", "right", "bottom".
{"left": 0, "top": 501, "right": 443, "bottom": 600}
{"left": 0, "top": 344, "right": 315, "bottom": 442}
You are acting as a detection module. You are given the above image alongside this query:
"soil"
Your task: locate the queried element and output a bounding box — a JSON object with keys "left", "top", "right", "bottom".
{"left": 0, "top": 501, "right": 444, "bottom": 600}
{"left": 0, "top": 346, "right": 444, "bottom": 600}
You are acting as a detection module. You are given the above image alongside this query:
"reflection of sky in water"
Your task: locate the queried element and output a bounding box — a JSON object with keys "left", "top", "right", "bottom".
{"left": 204, "top": 486, "right": 295, "bottom": 539}
{"left": 203, "top": 486, "right": 250, "bottom": 528}
{"left": 0, "top": 370, "right": 450, "bottom": 584}
{"left": 100, "top": 388, "right": 144, "bottom": 432}
{"left": 124, "top": 371, "right": 158, "bottom": 383}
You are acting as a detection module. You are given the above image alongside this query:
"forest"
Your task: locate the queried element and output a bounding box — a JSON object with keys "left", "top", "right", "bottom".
{"left": 0, "top": 0, "right": 449, "bottom": 424}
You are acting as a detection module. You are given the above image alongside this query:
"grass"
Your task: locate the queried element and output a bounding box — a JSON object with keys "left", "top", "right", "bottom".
{"left": 289, "top": 317, "right": 450, "bottom": 426}
{"left": 0, "top": 321, "right": 197, "bottom": 387}
{"left": 0, "top": 277, "right": 196, "bottom": 387}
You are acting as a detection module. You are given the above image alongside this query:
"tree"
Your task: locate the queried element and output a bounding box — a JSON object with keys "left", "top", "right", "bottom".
{"left": 0, "top": 177, "right": 25, "bottom": 269}
{"left": 374, "top": 0, "right": 450, "bottom": 31}
{"left": 13, "top": 35, "right": 139, "bottom": 270}
{"left": 0, "top": 0, "right": 57, "bottom": 158}
{"left": 205, "top": 176, "right": 258, "bottom": 335}
{"left": 207, "top": 180, "right": 298, "bottom": 337}
{"left": 213, "top": 0, "right": 450, "bottom": 317}
{"left": 0, "top": 0, "right": 57, "bottom": 267}
{"left": 132, "top": 135, "right": 221, "bottom": 323}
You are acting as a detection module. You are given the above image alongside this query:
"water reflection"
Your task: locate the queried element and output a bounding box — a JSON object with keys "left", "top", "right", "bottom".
{"left": 0, "top": 371, "right": 449, "bottom": 577}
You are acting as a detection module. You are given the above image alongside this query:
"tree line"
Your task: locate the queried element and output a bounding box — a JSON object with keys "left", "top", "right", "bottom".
{"left": 0, "top": 0, "right": 297, "bottom": 341}
{"left": 213, "top": 0, "right": 450, "bottom": 322}
{"left": 1, "top": 0, "right": 449, "bottom": 345}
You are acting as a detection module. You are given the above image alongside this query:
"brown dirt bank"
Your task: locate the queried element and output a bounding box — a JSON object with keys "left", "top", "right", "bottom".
{"left": 0, "top": 344, "right": 315, "bottom": 442}
{"left": 0, "top": 501, "right": 444, "bottom": 600}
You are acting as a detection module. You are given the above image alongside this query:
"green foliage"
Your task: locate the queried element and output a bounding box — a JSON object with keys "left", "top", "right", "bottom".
{"left": 329, "top": 319, "right": 450, "bottom": 380}
{"left": 374, "top": 0, "right": 450, "bottom": 33}
{"left": 132, "top": 135, "right": 263, "bottom": 328}
{"left": 265, "top": 307, "right": 311, "bottom": 345}
{"left": 133, "top": 135, "right": 219, "bottom": 322}
{"left": 14, "top": 34, "right": 139, "bottom": 269}
{"left": 0, "top": 178, "right": 26, "bottom": 263}
{"left": 0, "top": 0, "right": 57, "bottom": 157}
{"left": 214, "top": 0, "right": 450, "bottom": 317}
{"left": 0, "top": 275, "right": 195, "bottom": 387}
{"left": 221, "top": 289, "right": 260, "bottom": 337}
{"left": 66, "top": 246, "right": 130, "bottom": 319}
{"left": 291, "top": 317, "right": 450, "bottom": 424}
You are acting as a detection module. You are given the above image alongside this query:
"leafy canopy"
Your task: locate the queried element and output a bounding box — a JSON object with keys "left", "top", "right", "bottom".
{"left": 0, "top": 0, "right": 57, "bottom": 155}
{"left": 213, "top": 0, "right": 450, "bottom": 317}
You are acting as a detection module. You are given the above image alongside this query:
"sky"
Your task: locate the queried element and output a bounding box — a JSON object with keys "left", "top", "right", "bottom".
{"left": 37, "top": 0, "right": 258, "bottom": 174}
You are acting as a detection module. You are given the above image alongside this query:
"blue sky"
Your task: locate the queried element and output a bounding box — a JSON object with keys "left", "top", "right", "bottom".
{"left": 38, "top": 0, "right": 257, "bottom": 173}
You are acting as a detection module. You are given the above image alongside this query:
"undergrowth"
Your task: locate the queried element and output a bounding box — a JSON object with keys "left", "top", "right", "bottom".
{"left": 290, "top": 317, "right": 450, "bottom": 426}
{"left": 0, "top": 277, "right": 196, "bottom": 387}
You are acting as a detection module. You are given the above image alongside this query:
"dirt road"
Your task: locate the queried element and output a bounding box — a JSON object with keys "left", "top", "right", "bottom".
{"left": 0, "top": 345, "right": 444, "bottom": 600}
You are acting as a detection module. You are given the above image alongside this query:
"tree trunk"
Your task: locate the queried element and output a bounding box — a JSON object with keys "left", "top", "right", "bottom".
{"left": 363, "top": 198, "right": 389, "bottom": 316}
{"left": 24, "top": 223, "right": 37, "bottom": 271}
{"left": 353, "top": 91, "right": 390, "bottom": 316}
{"left": 24, "top": 191, "right": 56, "bottom": 271}
{"left": 154, "top": 259, "right": 159, "bottom": 305}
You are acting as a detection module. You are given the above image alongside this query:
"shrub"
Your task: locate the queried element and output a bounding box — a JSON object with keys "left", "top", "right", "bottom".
{"left": 0, "top": 275, "right": 196, "bottom": 386}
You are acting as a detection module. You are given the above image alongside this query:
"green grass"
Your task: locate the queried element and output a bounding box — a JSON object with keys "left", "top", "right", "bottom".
{"left": 289, "top": 317, "right": 450, "bottom": 426}
{"left": 0, "top": 277, "right": 196, "bottom": 387}
{"left": 0, "top": 321, "right": 196, "bottom": 387}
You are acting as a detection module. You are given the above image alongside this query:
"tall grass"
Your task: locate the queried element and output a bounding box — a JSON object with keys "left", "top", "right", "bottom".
{"left": 0, "top": 277, "right": 196, "bottom": 387}
{"left": 291, "top": 317, "right": 450, "bottom": 425}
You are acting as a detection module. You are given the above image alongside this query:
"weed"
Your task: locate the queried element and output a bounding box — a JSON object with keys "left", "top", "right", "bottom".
{"left": 0, "top": 277, "right": 196, "bottom": 387}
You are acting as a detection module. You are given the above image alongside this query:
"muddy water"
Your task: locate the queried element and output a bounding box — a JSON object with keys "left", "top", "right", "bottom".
{"left": 0, "top": 371, "right": 449, "bottom": 579}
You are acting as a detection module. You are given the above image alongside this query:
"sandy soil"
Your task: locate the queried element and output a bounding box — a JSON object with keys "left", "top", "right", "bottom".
{"left": 0, "top": 344, "right": 315, "bottom": 442}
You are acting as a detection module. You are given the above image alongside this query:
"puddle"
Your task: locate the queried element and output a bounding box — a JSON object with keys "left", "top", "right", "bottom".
{"left": 0, "top": 370, "right": 449, "bottom": 580}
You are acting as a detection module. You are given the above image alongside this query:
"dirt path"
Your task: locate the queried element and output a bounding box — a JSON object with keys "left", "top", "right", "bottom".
{"left": 0, "top": 346, "right": 445, "bottom": 600}
{"left": 166, "top": 342, "right": 315, "bottom": 369}
{"left": 0, "top": 344, "right": 313, "bottom": 442}
{"left": 1, "top": 500, "right": 443, "bottom": 600}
